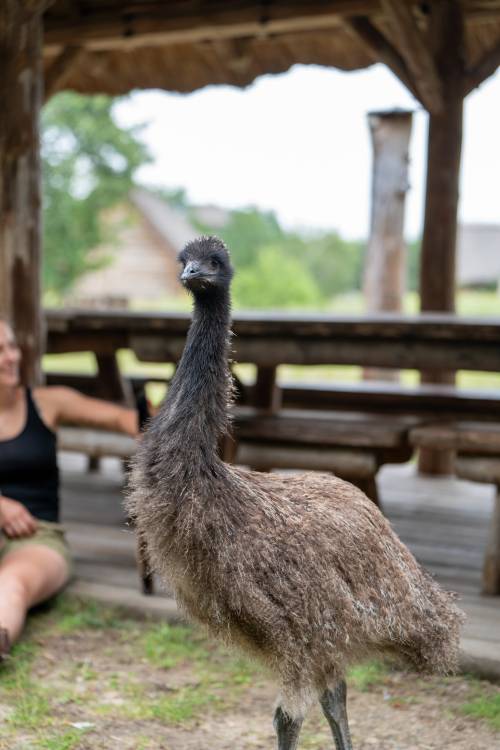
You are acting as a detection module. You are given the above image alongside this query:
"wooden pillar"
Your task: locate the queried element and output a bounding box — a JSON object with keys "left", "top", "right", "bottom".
{"left": 363, "top": 109, "right": 412, "bottom": 382}
{"left": 0, "top": 2, "right": 44, "bottom": 385}
{"left": 419, "top": 0, "right": 465, "bottom": 474}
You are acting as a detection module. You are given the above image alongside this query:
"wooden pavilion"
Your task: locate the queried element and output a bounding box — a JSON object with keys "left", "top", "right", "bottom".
{"left": 2, "top": 3, "right": 500, "bottom": 674}
{"left": 1, "top": 0, "right": 500, "bottom": 385}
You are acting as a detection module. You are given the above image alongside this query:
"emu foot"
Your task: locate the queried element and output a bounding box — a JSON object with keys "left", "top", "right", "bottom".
{"left": 273, "top": 706, "right": 303, "bottom": 750}
{"left": 320, "top": 681, "right": 353, "bottom": 750}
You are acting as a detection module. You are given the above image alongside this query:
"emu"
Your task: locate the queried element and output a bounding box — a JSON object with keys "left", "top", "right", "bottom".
{"left": 127, "top": 236, "right": 464, "bottom": 750}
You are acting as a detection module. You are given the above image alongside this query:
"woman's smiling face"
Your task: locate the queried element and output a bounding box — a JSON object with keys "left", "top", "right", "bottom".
{"left": 0, "top": 321, "right": 21, "bottom": 389}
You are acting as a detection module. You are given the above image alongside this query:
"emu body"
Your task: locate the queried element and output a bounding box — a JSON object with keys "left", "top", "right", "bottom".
{"left": 127, "top": 236, "right": 464, "bottom": 749}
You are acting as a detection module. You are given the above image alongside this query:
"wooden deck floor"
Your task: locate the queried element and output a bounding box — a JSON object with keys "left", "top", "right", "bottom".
{"left": 59, "top": 454, "right": 500, "bottom": 679}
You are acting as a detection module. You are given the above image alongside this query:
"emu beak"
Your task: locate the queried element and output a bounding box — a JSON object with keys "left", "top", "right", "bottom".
{"left": 181, "top": 261, "right": 202, "bottom": 282}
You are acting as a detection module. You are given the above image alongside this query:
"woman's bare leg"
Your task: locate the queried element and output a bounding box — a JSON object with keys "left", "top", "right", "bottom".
{"left": 0, "top": 545, "right": 69, "bottom": 645}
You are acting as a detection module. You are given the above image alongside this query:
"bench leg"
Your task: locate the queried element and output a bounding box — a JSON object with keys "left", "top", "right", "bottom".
{"left": 87, "top": 455, "right": 100, "bottom": 473}
{"left": 136, "top": 531, "right": 154, "bottom": 596}
{"left": 482, "top": 485, "right": 500, "bottom": 596}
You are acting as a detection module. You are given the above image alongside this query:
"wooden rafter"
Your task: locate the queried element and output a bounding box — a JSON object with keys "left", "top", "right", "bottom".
{"left": 380, "top": 0, "right": 443, "bottom": 114}
{"left": 43, "top": 0, "right": 381, "bottom": 52}
{"left": 465, "top": 39, "right": 500, "bottom": 94}
{"left": 44, "top": 44, "right": 83, "bottom": 100}
{"left": 345, "top": 16, "right": 424, "bottom": 107}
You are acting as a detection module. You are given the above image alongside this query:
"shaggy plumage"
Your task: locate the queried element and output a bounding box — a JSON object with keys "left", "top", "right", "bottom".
{"left": 127, "top": 236, "right": 464, "bottom": 747}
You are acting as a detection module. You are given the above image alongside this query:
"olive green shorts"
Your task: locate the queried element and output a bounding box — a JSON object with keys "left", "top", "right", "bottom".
{"left": 0, "top": 520, "right": 73, "bottom": 575}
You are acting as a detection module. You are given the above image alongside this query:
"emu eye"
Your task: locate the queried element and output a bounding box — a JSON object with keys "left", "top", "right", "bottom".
{"left": 209, "top": 258, "right": 219, "bottom": 270}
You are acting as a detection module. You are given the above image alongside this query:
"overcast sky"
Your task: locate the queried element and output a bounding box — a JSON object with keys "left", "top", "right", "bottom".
{"left": 116, "top": 63, "right": 500, "bottom": 240}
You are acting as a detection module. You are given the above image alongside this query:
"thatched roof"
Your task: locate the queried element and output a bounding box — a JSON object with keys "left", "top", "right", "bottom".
{"left": 42, "top": 2, "right": 500, "bottom": 107}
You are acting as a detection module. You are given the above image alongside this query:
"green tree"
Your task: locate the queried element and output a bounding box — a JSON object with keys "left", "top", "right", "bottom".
{"left": 42, "top": 92, "right": 150, "bottom": 298}
{"left": 232, "top": 245, "right": 321, "bottom": 309}
{"left": 209, "top": 207, "right": 284, "bottom": 269}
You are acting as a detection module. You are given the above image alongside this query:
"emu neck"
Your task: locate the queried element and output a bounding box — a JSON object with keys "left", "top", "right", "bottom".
{"left": 163, "top": 288, "right": 231, "bottom": 467}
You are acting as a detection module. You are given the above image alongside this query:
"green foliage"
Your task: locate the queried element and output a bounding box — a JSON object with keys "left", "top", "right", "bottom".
{"left": 42, "top": 92, "right": 150, "bottom": 298}
{"left": 347, "top": 660, "right": 389, "bottom": 691}
{"left": 233, "top": 245, "right": 321, "bottom": 309}
{"left": 210, "top": 207, "right": 283, "bottom": 269}
{"left": 285, "top": 232, "right": 365, "bottom": 298}
{"left": 461, "top": 691, "right": 500, "bottom": 730}
{"left": 35, "top": 731, "right": 83, "bottom": 750}
{"left": 407, "top": 238, "right": 421, "bottom": 292}
{"left": 141, "top": 622, "right": 209, "bottom": 669}
{"left": 197, "top": 205, "right": 365, "bottom": 308}
{"left": 50, "top": 595, "right": 124, "bottom": 633}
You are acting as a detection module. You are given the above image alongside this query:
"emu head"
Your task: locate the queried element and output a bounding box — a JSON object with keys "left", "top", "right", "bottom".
{"left": 179, "top": 236, "right": 234, "bottom": 294}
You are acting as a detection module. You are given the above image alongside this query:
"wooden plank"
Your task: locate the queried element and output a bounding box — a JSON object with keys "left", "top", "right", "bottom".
{"left": 465, "top": 39, "right": 500, "bottom": 94}
{"left": 279, "top": 381, "right": 500, "bottom": 418}
{"left": 236, "top": 443, "right": 377, "bottom": 477}
{"left": 46, "top": 308, "right": 500, "bottom": 342}
{"left": 0, "top": 2, "right": 44, "bottom": 385}
{"left": 59, "top": 426, "right": 136, "bottom": 458}
{"left": 43, "top": 44, "right": 83, "bottom": 100}
{"left": 411, "top": 423, "right": 500, "bottom": 454}
{"left": 43, "top": 1, "right": 378, "bottom": 52}
{"left": 381, "top": 0, "right": 443, "bottom": 114}
{"left": 346, "top": 16, "right": 423, "bottom": 106}
{"left": 234, "top": 407, "right": 414, "bottom": 448}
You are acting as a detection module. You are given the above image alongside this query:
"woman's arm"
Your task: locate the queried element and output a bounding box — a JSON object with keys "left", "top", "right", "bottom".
{"left": 0, "top": 495, "right": 38, "bottom": 538}
{"left": 42, "top": 387, "right": 140, "bottom": 437}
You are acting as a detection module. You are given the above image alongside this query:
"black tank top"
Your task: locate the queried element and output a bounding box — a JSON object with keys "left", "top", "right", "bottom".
{"left": 0, "top": 388, "right": 59, "bottom": 522}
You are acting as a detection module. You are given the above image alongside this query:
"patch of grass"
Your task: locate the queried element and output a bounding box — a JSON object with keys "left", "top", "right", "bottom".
{"left": 50, "top": 596, "right": 125, "bottom": 633}
{"left": 461, "top": 692, "right": 500, "bottom": 731}
{"left": 35, "top": 729, "right": 83, "bottom": 750}
{"left": 147, "top": 684, "right": 218, "bottom": 724}
{"left": 141, "top": 622, "right": 210, "bottom": 670}
{"left": 7, "top": 685, "right": 50, "bottom": 729}
{"left": 347, "top": 660, "right": 389, "bottom": 692}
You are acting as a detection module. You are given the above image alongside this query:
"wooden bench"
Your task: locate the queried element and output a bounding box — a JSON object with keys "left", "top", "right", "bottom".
{"left": 46, "top": 310, "right": 500, "bottom": 594}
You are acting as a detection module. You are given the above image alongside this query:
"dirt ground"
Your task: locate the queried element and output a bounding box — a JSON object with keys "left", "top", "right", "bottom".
{"left": 0, "top": 595, "right": 499, "bottom": 750}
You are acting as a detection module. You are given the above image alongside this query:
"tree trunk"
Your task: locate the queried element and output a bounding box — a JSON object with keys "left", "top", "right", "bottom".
{"left": 363, "top": 109, "right": 412, "bottom": 382}
{"left": 418, "top": 0, "right": 465, "bottom": 475}
{"left": 0, "top": 2, "right": 44, "bottom": 386}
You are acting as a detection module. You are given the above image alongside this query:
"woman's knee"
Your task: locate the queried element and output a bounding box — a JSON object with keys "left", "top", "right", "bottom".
{"left": 0, "top": 545, "right": 69, "bottom": 606}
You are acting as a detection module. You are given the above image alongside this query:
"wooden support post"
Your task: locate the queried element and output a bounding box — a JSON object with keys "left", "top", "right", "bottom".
{"left": 363, "top": 109, "right": 412, "bottom": 382}
{"left": 482, "top": 487, "right": 500, "bottom": 596}
{"left": 253, "top": 365, "right": 282, "bottom": 413}
{"left": 0, "top": 2, "right": 44, "bottom": 385}
{"left": 419, "top": 0, "right": 465, "bottom": 475}
{"left": 95, "top": 353, "right": 134, "bottom": 405}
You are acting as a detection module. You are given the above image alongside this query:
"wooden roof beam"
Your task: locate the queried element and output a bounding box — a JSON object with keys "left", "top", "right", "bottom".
{"left": 44, "top": 44, "right": 83, "bottom": 100}
{"left": 464, "top": 39, "right": 500, "bottom": 94}
{"left": 380, "top": 0, "right": 444, "bottom": 114}
{"left": 43, "top": 1, "right": 381, "bottom": 52}
{"left": 345, "top": 16, "right": 425, "bottom": 107}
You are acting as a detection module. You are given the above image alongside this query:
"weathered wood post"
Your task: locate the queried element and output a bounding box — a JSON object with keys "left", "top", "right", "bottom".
{"left": 0, "top": 2, "right": 44, "bottom": 385}
{"left": 363, "top": 109, "right": 413, "bottom": 381}
{"left": 418, "top": 0, "right": 465, "bottom": 474}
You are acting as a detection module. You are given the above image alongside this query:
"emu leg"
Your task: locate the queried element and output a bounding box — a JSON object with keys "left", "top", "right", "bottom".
{"left": 320, "top": 681, "right": 353, "bottom": 750}
{"left": 273, "top": 706, "right": 303, "bottom": 750}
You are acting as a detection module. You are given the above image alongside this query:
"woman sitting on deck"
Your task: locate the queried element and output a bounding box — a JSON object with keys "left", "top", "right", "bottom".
{"left": 0, "top": 318, "right": 142, "bottom": 660}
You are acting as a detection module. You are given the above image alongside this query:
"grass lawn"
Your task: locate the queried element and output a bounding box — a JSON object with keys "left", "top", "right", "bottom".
{"left": 1, "top": 595, "right": 499, "bottom": 750}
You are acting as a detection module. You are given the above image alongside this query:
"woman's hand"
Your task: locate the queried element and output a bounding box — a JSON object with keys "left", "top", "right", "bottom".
{"left": 0, "top": 496, "right": 38, "bottom": 538}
